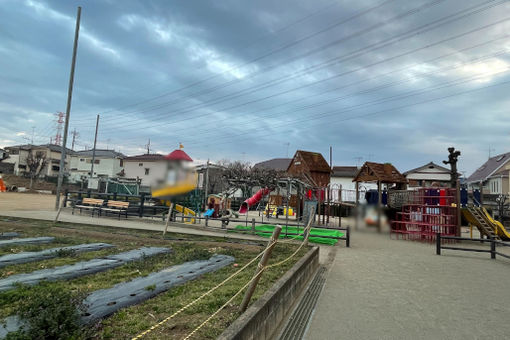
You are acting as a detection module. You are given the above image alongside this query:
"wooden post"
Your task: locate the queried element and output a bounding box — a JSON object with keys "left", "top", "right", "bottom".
{"left": 251, "top": 218, "right": 256, "bottom": 234}
{"left": 436, "top": 232, "right": 441, "bottom": 255}
{"left": 377, "top": 181, "right": 382, "bottom": 232}
{"left": 53, "top": 196, "right": 66, "bottom": 224}
{"left": 162, "top": 203, "right": 174, "bottom": 238}
{"left": 240, "top": 225, "right": 282, "bottom": 312}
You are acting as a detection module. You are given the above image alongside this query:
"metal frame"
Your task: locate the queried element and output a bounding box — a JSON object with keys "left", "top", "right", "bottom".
{"left": 436, "top": 232, "right": 510, "bottom": 260}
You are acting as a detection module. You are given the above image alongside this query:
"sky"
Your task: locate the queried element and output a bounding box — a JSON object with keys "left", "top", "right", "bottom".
{"left": 0, "top": 0, "right": 509, "bottom": 176}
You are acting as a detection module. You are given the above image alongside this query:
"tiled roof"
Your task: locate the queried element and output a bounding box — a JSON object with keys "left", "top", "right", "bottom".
{"left": 124, "top": 154, "right": 165, "bottom": 161}
{"left": 74, "top": 149, "right": 125, "bottom": 158}
{"left": 292, "top": 150, "right": 330, "bottom": 173}
{"left": 4, "top": 144, "right": 75, "bottom": 155}
{"left": 332, "top": 166, "right": 358, "bottom": 177}
{"left": 253, "top": 158, "right": 292, "bottom": 171}
{"left": 467, "top": 152, "right": 510, "bottom": 183}
{"left": 403, "top": 161, "right": 451, "bottom": 175}
{"left": 354, "top": 162, "right": 407, "bottom": 183}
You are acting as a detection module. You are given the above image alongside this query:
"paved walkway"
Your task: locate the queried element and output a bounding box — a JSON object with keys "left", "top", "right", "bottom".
{"left": 305, "top": 228, "right": 510, "bottom": 340}
{"left": 0, "top": 209, "right": 268, "bottom": 243}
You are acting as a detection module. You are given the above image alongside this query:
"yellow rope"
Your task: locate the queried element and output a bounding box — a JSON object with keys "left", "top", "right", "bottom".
{"left": 132, "top": 209, "right": 316, "bottom": 340}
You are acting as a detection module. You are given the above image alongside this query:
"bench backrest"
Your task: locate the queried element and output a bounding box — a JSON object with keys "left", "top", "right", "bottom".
{"left": 82, "top": 198, "right": 104, "bottom": 206}
{"left": 107, "top": 200, "right": 129, "bottom": 209}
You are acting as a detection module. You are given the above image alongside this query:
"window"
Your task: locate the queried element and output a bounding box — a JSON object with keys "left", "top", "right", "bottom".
{"left": 80, "top": 158, "right": 85, "bottom": 162}
{"left": 144, "top": 168, "right": 150, "bottom": 175}
{"left": 120, "top": 160, "right": 124, "bottom": 167}
{"left": 18, "top": 164, "right": 26, "bottom": 169}
{"left": 139, "top": 163, "right": 143, "bottom": 167}
{"left": 52, "top": 165, "right": 59, "bottom": 171}
{"left": 496, "top": 155, "right": 505, "bottom": 162}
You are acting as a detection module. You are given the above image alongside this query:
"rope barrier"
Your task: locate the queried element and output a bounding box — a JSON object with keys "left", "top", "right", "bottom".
{"left": 132, "top": 209, "right": 316, "bottom": 340}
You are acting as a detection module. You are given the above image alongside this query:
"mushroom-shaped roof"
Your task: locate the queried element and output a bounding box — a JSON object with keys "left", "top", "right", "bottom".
{"left": 165, "top": 149, "right": 193, "bottom": 162}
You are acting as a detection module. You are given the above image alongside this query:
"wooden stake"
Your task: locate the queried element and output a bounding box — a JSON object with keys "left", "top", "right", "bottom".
{"left": 240, "top": 225, "right": 282, "bottom": 312}
{"left": 162, "top": 202, "right": 174, "bottom": 238}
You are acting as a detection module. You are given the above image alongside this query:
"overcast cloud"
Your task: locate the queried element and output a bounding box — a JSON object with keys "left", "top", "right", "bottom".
{"left": 1, "top": 0, "right": 509, "bottom": 175}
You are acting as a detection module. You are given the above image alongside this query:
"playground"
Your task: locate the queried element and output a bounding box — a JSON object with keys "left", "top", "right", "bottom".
{"left": 0, "top": 216, "right": 306, "bottom": 339}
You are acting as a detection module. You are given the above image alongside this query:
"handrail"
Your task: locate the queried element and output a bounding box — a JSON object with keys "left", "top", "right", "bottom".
{"left": 436, "top": 232, "right": 510, "bottom": 260}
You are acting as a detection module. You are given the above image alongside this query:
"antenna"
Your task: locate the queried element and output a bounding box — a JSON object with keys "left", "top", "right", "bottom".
{"left": 284, "top": 142, "right": 290, "bottom": 158}
{"left": 145, "top": 138, "right": 151, "bottom": 154}
{"left": 353, "top": 156, "right": 363, "bottom": 167}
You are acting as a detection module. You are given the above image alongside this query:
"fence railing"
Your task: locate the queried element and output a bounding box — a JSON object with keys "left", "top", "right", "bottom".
{"left": 436, "top": 232, "right": 510, "bottom": 260}
{"left": 63, "top": 190, "right": 350, "bottom": 247}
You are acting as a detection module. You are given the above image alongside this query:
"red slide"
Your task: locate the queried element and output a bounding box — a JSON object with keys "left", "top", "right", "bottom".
{"left": 239, "top": 188, "right": 271, "bottom": 214}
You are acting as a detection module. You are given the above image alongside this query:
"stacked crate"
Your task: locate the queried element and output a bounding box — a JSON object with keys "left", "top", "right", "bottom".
{"left": 391, "top": 188, "right": 458, "bottom": 242}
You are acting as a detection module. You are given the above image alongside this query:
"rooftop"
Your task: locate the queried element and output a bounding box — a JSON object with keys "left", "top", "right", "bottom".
{"left": 123, "top": 154, "right": 166, "bottom": 161}
{"left": 332, "top": 166, "right": 358, "bottom": 177}
{"left": 253, "top": 158, "right": 292, "bottom": 171}
{"left": 466, "top": 152, "right": 510, "bottom": 183}
{"left": 74, "top": 149, "right": 125, "bottom": 158}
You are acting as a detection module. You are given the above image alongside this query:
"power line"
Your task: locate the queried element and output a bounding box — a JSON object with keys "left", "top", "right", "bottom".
{"left": 96, "top": 8, "right": 510, "bottom": 134}
{"left": 72, "top": 0, "right": 397, "bottom": 121}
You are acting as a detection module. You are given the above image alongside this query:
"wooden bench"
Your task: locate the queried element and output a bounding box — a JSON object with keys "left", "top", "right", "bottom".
{"left": 73, "top": 198, "right": 104, "bottom": 216}
{"left": 101, "top": 200, "right": 129, "bottom": 219}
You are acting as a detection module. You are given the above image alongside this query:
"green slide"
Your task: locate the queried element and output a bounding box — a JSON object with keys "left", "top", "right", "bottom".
{"left": 232, "top": 224, "right": 344, "bottom": 245}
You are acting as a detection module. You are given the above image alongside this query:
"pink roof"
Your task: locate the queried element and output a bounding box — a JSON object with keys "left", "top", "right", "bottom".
{"left": 165, "top": 149, "right": 193, "bottom": 162}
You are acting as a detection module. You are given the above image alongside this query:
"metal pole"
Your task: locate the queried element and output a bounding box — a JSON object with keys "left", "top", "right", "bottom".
{"left": 55, "top": 6, "right": 81, "bottom": 210}
{"left": 436, "top": 232, "right": 441, "bottom": 255}
{"left": 285, "top": 179, "right": 290, "bottom": 237}
{"left": 90, "top": 114, "right": 99, "bottom": 179}
{"left": 240, "top": 225, "right": 281, "bottom": 312}
{"left": 204, "top": 160, "right": 209, "bottom": 210}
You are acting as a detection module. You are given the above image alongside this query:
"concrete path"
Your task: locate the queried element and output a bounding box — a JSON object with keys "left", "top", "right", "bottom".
{"left": 0, "top": 209, "right": 267, "bottom": 243}
{"left": 305, "top": 229, "right": 510, "bottom": 340}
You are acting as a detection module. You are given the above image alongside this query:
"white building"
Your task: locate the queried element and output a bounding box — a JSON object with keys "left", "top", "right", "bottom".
{"left": 403, "top": 162, "right": 452, "bottom": 188}
{"left": 123, "top": 154, "right": 168, "bottom": 190}
{"left": 69, "top": 149, "right": 125, "bottom": 183}
{"left": 3, "top": 144, "right": 74, "bottom": 177}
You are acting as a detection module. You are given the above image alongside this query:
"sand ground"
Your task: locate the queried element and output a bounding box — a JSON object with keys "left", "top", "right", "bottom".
{"left": 305, "top": 227, "right": 510, "bottom": 340}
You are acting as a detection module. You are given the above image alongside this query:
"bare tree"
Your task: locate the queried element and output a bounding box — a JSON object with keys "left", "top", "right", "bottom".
{"left": 26, "top": 150, "right": 47, "bottom": 189}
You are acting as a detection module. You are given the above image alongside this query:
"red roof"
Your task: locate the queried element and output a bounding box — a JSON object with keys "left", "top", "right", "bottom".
{"left": 165, "top": 149, "right": 193, "bottom": 162}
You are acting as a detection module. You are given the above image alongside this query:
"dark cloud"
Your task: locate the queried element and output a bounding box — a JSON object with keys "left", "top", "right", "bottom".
{"left": 1, "top": 0, "right": 509, "bottom": 175}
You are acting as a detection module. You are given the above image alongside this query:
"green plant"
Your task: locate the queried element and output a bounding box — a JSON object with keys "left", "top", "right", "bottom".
{"left": 5, "top": 283, "right": 85, "bottom": 340}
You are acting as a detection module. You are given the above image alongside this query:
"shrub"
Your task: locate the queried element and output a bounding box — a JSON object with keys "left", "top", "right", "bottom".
{"left": 5, "top": 283, "right": 84, "bottom": 340}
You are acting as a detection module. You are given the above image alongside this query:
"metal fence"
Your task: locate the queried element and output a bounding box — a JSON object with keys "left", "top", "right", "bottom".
{"left": 436, "top": 233, "right": 510, "bottom": 260}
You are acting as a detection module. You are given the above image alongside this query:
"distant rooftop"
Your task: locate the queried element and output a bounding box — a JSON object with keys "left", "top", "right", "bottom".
{"left": 332, "top": 166, "right": 358, "bottom": 177}
{"left": 253, "top": 158, "right": 292, "bottom": 171}
{"left": 467, "top": 152, "right": 510, "bottom": 183}
{"left": 123, "top": 154, "right": 165, "bottom": 161}
{"left": 74, "top": 149, "right": 125, "bottom": 158}
{"left": 4, "top": 143, "right": 75, "bottom": 154}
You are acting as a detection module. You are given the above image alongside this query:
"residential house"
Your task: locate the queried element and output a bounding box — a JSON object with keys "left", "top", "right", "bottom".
{"left": 3, "top": 144, "right": 74, "bottom": 178}
{"left": 195, "top": 162, "right": 229, "bottom": 195}
{"left": 404, "top": 161, "right": 452, "bottom": 187}
{"left": 122, "top": 154, "right": 168, "bottom": 191}
{"left": 69, "top": 149, "right": 125, "bottom": 183}
{"left": 330, "top": 166, "right": 359, "bottom": 190}
{"left": 466, "top": 152, "right": 510, "bottom": 195}
{"left": 0, "top": 148, "right": 14, "bottom": 174}
{"left": 286, "top": 150, "right": 331, "bottom": 187}
{"left": 253, "top": 158, "right": 292, "bottom": 171}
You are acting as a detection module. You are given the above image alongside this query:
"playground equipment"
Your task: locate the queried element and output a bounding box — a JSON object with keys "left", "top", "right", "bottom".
{"left": 391, "top": 188, "right": 459, "bottom": 241}
{"left": 264, "top": 204, "right": 294, "bottom": 218}
{"left": 239, "top": 188, "right": 271, "bottom": 214}
{"left": 462, "top": 206, "right": 510, "bottom": 241}
{"left": 0, "top": 176, "right": 5, "bottom": 192}
{"left": 174, "top": 204, "right": 196, "bottom": 224}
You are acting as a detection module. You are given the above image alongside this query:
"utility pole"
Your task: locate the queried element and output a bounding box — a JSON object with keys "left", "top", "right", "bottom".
{"left": 55, "top": 6, "right": 81, "bottom": 210}
{"left": 204, "top": 159, "right": 210, "bottom": 209}
{"left": 31, "top": 126, "right": 35, "bottom": 144}
{"left": 90, "top": 115, "right": 99, "bottom": 178}
{"left": 71, "top": 128, "right": 79, "bottom": 150}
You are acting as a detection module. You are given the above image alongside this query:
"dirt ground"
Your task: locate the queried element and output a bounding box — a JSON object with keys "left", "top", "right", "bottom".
{"left": 305, "top": 227, "right": 510, "bottom": 340}
{"left": 0, "top": 192, "right": 55, "bottom": 211}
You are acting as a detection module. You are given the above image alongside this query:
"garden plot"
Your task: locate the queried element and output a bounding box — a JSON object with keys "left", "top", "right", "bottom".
{"left": 0, "top": 217, "right": 308, "bottom": 339}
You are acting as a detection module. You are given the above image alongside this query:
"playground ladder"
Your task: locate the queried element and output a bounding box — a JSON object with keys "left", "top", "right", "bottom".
{"left": 467, "top": 206, "right": 501, "bottom": 240}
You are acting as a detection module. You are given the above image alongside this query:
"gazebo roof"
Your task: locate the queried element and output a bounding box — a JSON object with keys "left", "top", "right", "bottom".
{"left": 353, "top": 162, "right": 407, "bottom": 183}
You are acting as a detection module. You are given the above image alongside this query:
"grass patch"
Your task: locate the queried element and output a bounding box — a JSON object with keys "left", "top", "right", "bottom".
{"left": 0, "top": 216, "right": 309, "bottom": 339}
